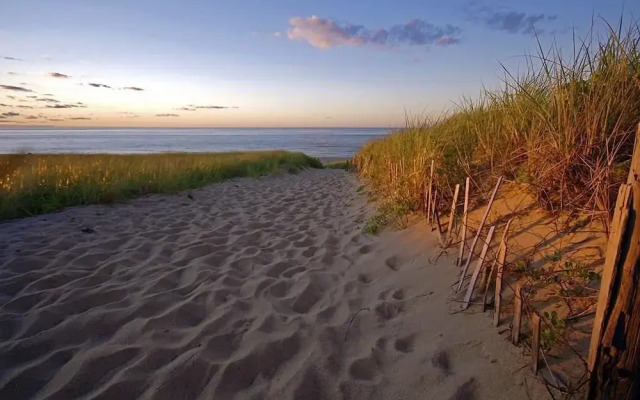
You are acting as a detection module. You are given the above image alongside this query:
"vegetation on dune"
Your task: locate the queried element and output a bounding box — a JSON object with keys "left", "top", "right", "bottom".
{"left": 0, "top": 151, "right": 322, "bottom": 220}
{"left": 324, "top": 159, "right": 355, "bottom": 171}
{"left": 355, "top": 20, "right": 640, "bottom": 230}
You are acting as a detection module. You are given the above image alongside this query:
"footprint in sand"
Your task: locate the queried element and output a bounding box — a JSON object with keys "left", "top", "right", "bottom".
{"left": 394, "top": 334, "right": 415, "bottom": 353}
{"left": 385, "top": 255, "right": 401, "bottom": 271}
{"left": 349, "top": 355, "right": 380, "bottom": 381}
{"left": 431, "top": 349, "right": 453, "bottom": 376}
{"left": 374, "top": 301, "right": 404, "bottom": 321}
{"left": 392, "top": 289, "right": 405, "bottom": 300}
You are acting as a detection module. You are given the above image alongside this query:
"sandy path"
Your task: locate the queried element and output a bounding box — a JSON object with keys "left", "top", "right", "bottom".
{"left": 0, "top": 169, "right": 546, "bottom": 400}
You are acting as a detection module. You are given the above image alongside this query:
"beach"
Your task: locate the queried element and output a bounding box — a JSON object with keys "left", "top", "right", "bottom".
{"left": 0, "top": 169, "right": 547, "bottom": 400}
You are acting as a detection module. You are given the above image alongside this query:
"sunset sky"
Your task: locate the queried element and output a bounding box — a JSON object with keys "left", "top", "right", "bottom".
{"left": 0, "top": 0, "right": 636, "bottom": 128}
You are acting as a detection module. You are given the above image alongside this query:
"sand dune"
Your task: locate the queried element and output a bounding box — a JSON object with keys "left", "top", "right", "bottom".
{"left": 0, "top": 169, "right": 546, "bottom": 399}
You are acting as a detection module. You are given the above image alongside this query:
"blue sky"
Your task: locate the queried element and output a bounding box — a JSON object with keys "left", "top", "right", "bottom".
{"left": 0, "top": 0, "right": 636, "bottom": 127}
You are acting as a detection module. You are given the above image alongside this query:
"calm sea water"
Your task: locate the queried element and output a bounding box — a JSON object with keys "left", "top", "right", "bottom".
{"left": 0, "top": 128, "right": 389, "bottom": 160}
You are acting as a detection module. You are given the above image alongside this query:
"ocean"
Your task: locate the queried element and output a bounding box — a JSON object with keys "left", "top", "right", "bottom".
{"left": 0, "top": 128, "right": 390, "bottom": 160}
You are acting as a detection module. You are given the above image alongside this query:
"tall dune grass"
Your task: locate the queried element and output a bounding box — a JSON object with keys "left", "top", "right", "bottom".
{"left": 0, "top": 151, "right": 322, "bottom": 220}
{"left": 355, "top": 20, "right": 640, "bottom": 229}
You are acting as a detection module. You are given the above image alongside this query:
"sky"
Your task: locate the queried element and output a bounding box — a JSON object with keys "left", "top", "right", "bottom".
{"left": 0, "top": 0, "right": 637, "bottom": 128}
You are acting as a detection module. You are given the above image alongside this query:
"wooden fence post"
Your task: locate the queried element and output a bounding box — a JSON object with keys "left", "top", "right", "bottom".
{"left": 512, "top": 283, "right": 523, "bottom": 345}
{"left": 531, "top": 312, "right": 541, "bottom": 374}
{"left": 482, "top": 218, "right": 513, "bottom": 311}
{"left": 493, "top": 240, "right": 507, "bottom": 326}
{"left": 462, "top": 225, "right": 495, "bottom": 310}
{"left": 456, "top": 177, "right": 470, "bottom": 267}
{"left": 434, "top": 194, "right": 446, "bottom": 246}
{"left": 446, "top": 183, "right": 461, "bottom": 246}
{"left": 588, "top": 125, "right": 640, "bottom": 400}
{"left": 457, "top": 176, "right": 503, "bottom": 292}
{"left": 426, "top": 160, "right": 434, "bottom": 223}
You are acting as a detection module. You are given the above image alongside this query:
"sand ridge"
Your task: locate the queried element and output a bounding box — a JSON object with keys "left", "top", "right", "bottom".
{"left": 0, "top": 169, "right": 546, "bottom": 399}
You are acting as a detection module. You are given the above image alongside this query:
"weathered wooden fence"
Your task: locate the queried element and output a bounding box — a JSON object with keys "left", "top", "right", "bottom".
{"left": 587, "top": 126, "right": 640, "bottom": 400}
{"left": 424, "top": 123, "right": 640, "bottom": 398}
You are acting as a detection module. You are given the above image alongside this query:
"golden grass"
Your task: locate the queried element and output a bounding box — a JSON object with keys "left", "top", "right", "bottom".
{"left": 355, "top": 20, "right": 640, "bottom": 230}
{"left": 0, "top": 151, "right": 322, "bottom": 220}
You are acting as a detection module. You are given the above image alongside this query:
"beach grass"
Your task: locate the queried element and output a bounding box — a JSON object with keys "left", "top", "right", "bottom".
{"left": 324, "top": 159, "right": 355, "bottom": 171}
{"left": 354, "top": 20, "right": 640, "bottom": 227}
{"left": 0, "top": 151, "right": 322, "bottom": 220}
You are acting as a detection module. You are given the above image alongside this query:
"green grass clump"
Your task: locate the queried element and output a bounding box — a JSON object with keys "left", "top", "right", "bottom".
{"left": 355, "top": 20, "right": 640, "bottom": 228}
{"left": 0, "top": 151, "right": 322, "bottom": 220}
{"left": 364, "top": 200, "right": 412, "bottom": 234}
{"left": 325, "top": 159, "right": 355, "bottom": 171}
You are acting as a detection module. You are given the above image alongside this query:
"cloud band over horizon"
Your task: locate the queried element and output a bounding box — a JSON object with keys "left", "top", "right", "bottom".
{"left": 286, "top": 16, "right": 461, "bottom": 49}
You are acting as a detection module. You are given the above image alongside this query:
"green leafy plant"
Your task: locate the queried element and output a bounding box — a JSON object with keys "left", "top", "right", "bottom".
{"left": 563, "top": 260, "right": 601, "bottom": 284}
{"left": 541, "top": 311, "right": 566, "bottom": 350}
{"left": 364, "top": 200, "right": 413, "bottom": 234}
{"left": 543, "top": 250, "right": 563, "bottom": 263}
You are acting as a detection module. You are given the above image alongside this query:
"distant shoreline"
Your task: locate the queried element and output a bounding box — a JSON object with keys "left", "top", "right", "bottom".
{"left": 0, "top": 126, "right": 397, "bottom": 130}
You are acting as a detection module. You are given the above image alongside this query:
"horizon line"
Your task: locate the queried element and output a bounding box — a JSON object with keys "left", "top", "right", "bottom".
{"left": 0, "top": 125, "right": 398, "bottom": 130}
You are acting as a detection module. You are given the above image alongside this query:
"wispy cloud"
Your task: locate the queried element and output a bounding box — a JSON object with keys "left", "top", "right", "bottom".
{"left": 36, "top": 98, "right": 60, "bottom": 103}
{"left": 187, "top": 105, "right": 239, "bottom": 109}
{"left": 0, "top": 84, "right": 32, "bottom": 92}
{"left": 122, "top": 86, "right": 144, "bottom": 91}
{"left": 17, "top": 105, "right": 34, "bottom": 109}
{"left": 1, "top": 112, "right": 19, "bottom": 118}
{"left": 0, "top": 103, "right": 9, "bottom": 107}
{"left": 156, "top": 113, "right": 180, "bottom": 117}
{"left": 48, "top": 72, "right": 71, "bottom": 78}
{"left": 7, "top": 72, "right": 19, "bottom": 76}
{"left": 88, "top": 83, "right": 111, "bottom": 89}
{"left": 25, "top": 115, "right": 39, "bottom": 120}
{"left": 468, "top": 3, "right": 556, "bottom": 35}
{"left": 68, "top": 117, "right": 91, "bottom": 120}
{"left": 1, "top": 56, "right": 22, "bottom": 61}
{"left": 176, "top": 107, "right": 197, "bottom": 111}
{"left": 45, "top": 104, "right": 87, "bottom": 109}
{"left": 286, "top": 16, "right": 461, "bottom": 49}
{"left": 48, "top": 118, "right": 64, "bottom": 122}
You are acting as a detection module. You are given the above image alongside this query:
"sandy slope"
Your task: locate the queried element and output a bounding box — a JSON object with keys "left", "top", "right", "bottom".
{"left": 0, "top": 169, "right": 546, "bottom": 400}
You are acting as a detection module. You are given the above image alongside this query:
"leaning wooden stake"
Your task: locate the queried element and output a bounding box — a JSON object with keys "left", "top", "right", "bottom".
{"left": 461, "top": 225, "right": 495, "bottom": 310}
{"left": 531, "top": 312, "right": 541, "bottom": 374}
{"left": 433, "top": 195, "right": 446, "bottom": 246}
{"left": 456, "top": 177, "right": 470, "bottom": 266}
{"left": 482, "top": 218, "right": 513, "bottom": 311}
{"left": 512, "top": 283, "right": 523, "bottom": 345}
{"left": 426, "top": 160, "right": 434, "bottom": 223}
{"left": 588, "top": 125, "right": 640, "bottom": 400}
{"left": 457, "top": 176, "right": 503, "bottom": 292}
{"left": 492, "top": 240, "right": 507, "bottom": 326}
{"left": 445, "top": 184, "right": 461, "bottom": 246}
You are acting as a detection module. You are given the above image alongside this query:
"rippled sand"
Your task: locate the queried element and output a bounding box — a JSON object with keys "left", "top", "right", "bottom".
{"left": 0, "top": 169, "right": 545, "bottom": 400}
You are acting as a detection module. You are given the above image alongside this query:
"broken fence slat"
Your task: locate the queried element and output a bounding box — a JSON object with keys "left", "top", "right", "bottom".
{"left": 456, "top": 177, "right": 470, "bottom": 267}
{"left": 445, "top": 184, "right": 461, "bottom": 246}
{"left": 493, "top": 241, "right": 507, "bottom": 327}
{"left": 426, "top": 160, "right": 434, "bottom": 223}
{"left": 512, "top": 283, "right": 523, "bottom": 345}
{"left": 482, "top": 218, "right": 513, "bottom": 311}
{"left": 586, "top": 184, "right": 632, "bottom": 372}
{"left": 434, "top": 199, "right": 446, "bottom": 246}
{"left": 457, "top": 176, "right": 503, "bottom": 292}
{"left": 531, "top": 312, "right": 541, "bottom": 374}
{"left": 461, "top": 225, "right": 495, "bottom": 310}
